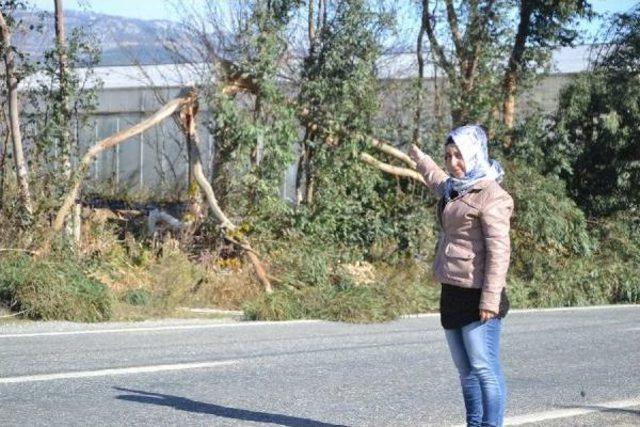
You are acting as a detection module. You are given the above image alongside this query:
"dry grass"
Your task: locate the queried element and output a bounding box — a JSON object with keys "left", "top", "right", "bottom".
{"left": 1, "top": 203, "right": 441, "bottom": 323}
{"left": 244, "top": 256, "right": 440, "bottom": 323}
{"left": 78, "top": 209, "right": 264, "bottom": 319}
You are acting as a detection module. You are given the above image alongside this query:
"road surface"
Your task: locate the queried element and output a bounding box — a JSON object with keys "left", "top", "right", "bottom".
{"left": 1, "top": 305, "right": 638, "bottom": 426}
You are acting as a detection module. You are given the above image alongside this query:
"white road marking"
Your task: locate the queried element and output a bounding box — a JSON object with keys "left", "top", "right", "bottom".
{"left": 399, "top": 313, "right": 439, "bottom": 319}
{"left": 509, "top": 304, "right": 639, "bottom": 314}
{"left": 0, "top": 304, "right": 636, "bottom": 339}
{"left": 452, "top": 397, "right": 640, "bottom": 426}
{"left": 0, "top": 319, "right": 321, "bottom": 339}
{"left": 0, "top": 360, "right": 239, "bottom": 384}
{"left": 403, "top": 304, "right": 639, "bottom": 319}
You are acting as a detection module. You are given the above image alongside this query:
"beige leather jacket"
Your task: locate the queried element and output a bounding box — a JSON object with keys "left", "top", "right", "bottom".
{"left": 416, "top": 153, "right": 514, "bottom": 314}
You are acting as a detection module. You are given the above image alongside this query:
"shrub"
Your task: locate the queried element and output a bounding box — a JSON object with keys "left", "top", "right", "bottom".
{"left": 0, "top": 254, "right": 113, "bottom": 322}
{"left": 121, "top": 288, "right": 151, "bottom": 306}
{"left": 503, "top": 161, "right": 594, "bottom": 287}
{"left": 242, "top": 283, "right": 399, "bottom": 323}
{"left": 265, "top": 236, "right": 342, "bottom": 289}
{"left": 546, "top": 8, "right": 640, "bottom": 217}
{"left": 589, "top": 213, "right": 640, "bottom": 304}
{"left": 243, "top": 257, "right": 439, "bottom": 323}
{"left": 506, "top": 211, "right": 640, "bottom": 308}
{"left": 146, "top": 247, "right": 204, "bottom": 311}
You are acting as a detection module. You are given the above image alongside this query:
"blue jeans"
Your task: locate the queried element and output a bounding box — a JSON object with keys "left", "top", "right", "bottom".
{"left": 444, "top": 319, "right": 506, "bottom": 427}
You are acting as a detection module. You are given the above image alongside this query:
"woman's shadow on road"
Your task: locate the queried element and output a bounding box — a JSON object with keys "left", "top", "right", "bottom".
{"left": 113, "top": 387, "right": 348, "bottom": 427}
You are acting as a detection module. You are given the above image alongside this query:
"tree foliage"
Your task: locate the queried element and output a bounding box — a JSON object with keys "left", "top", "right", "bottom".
{"left": 1, "top": 1, "right": 638, "bottom": 322}
{"left": 414, "top": 0, "right": 590, "bottom": 143}
{"left": 548, "top": 6, "right": 640, "bottom": 217}
{"left": 206, "top": 0, "right": 299, "bottom": 222}
{"left": 502, "top": 0, "right": 592, "bottom": 145}
{"left": 296, "top": 0, "right": 389, "bottom": 246}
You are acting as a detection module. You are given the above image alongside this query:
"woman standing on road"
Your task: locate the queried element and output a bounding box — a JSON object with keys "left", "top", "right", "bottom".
{"left": 408, "top": 125, "right": 513, "bottom": 427}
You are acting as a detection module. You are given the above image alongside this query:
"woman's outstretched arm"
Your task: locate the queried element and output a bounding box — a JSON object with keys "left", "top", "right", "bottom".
{"left": 408, "top": 144, "right": 449, "bottom": 196}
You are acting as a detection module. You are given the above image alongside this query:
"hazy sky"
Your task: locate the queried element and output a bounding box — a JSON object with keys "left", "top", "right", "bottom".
{"left": 27, "top": 0, "right": 638, "bottom": 21}
{"left": 29, "top": 0, "right": 182, "bottom": 21}
{"left": 27, "top": 0, "right": 640, "bottom": 38}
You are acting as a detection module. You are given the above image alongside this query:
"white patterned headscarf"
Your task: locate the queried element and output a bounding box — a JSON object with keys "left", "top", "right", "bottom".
{"left": 443, "top": 125, "right": 504, "bottom": 202}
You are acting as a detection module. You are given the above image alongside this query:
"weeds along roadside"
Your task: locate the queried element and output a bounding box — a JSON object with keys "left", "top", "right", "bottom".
{"left": 1, "top": 156, "right": 639, "bottom": 323}
{"left": 0, "top": 182, "right": 442, "bottom": 323}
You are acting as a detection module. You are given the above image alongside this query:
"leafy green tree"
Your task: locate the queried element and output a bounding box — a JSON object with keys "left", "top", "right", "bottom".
{"left": 415, "top": 0, "right": 590, "bottom": 145}
{"left": 295, "top": 0, "right": 396, "bottom": 247}
{"left": 0, "top": 1, "right": 101, "bottom": 226}
{"left": 419, "top": 0, "right": 508, "bottom": 127}
{"left": 27, "top": 23, "right": 101, "bottom": 201}
{"left": 502, "top": 0, "right": 592, "bottom": 148}
{"left": 549, "top": 6, "right": 640, "bottom": 217}
{"left": 204, "top": 1, "right": 300, "bottom": 220}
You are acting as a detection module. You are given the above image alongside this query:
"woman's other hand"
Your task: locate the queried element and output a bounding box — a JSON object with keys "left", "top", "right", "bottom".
{"left": 480, "top": 309, "right": 497, "bottom": 323}
{"left": 408, "top": 144, "right": 424, "bottom": 162}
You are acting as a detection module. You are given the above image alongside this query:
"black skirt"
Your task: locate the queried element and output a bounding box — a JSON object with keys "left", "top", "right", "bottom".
{"left": 440, "top": 283, "right": 509, "bottom": 330}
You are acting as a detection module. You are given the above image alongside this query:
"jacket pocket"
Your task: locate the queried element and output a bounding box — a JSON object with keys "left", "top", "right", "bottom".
{"left": 443, "top": 242, "right": 476, "bottom": 281}
{"left": 444, "top": 242, "right": 475, "bottom": 260}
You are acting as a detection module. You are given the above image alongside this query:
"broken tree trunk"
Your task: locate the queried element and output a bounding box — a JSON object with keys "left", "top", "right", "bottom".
{"left": 179, "top": 100, "right": 234, "bottom": 229}
{"left": 54, "top": 0, "right": 79, "bottom": 241}
{"left": 42, "top": 88, "right": 197, "bottom": 254}
{"left": 180, "top": 99, "right": 273, "bottom": 294}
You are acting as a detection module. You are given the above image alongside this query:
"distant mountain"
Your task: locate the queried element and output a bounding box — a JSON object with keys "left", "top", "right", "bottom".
{"left": 13, "top": 9, "right": 189, "bottom": 66}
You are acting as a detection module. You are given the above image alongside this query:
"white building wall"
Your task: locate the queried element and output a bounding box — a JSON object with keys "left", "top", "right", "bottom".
{"left": 75, "top": 46, "right": 589, "bottom": 199}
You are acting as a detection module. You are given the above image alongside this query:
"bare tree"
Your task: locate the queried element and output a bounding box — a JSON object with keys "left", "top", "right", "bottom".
{"left": 54, "top": 0, "right": 81, "bottom": 240}
{"left": 0, "top": 106, "right": 8, "bottom": 209}
{"left": 412, "top": 0, "right": 429, "bottom": 145}
{"left": 501, "top": 0, "right": 591, "bottom": 149}
{"left": 422, "top": 0, "right": 498, "bottom": 126}
{"left": 0, "top": 10, "right": 33, "bottom": 217}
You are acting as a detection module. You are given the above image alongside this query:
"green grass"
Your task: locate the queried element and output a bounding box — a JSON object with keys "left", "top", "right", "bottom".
{"left": 0, "top": 254, "right": 113, "bottom": 322}
{"left": 244, "top": 259, "right": 440, "bottom": 323}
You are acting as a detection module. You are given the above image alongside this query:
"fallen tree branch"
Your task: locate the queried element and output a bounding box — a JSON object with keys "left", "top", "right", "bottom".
{"left": 370, "top": 139, "right": 417, "bottom": 169}
{"left": 53, "top": 89, "right": 196, "bottom": 232}
{"left": 0, "top": 309, "right": 28, "bottom": 318}
{"left": 222, "top": 235, "right": 260, "bottom": 257}
{"left": 180, "top": 101, "right": 273, "bottom": 294}
{"left": 40, "top": 88, "right": 197, "bottom": 255}
{"left": 360, "top": 153, "right": 426, "bottom": 185}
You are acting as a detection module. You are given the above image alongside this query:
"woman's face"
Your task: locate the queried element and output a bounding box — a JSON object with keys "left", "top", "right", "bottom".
{"left": 445, "top": 144, "right": 466, "bottom": 179}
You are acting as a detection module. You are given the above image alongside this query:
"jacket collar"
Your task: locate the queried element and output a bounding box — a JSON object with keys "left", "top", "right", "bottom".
{"left": 468, "top": 178, "right": 494, "bottom": 192}
{"left": 443, "top": 178, "right": 494, "bottom": 204}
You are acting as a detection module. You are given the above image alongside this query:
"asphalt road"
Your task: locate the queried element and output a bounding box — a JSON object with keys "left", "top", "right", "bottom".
{"left": 0, "top": 305, "right": 638, "bottom": 426}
